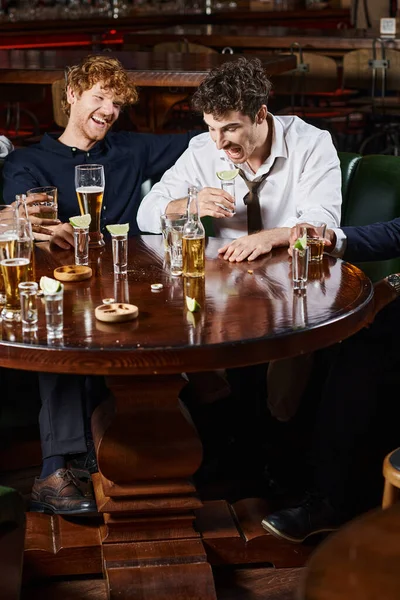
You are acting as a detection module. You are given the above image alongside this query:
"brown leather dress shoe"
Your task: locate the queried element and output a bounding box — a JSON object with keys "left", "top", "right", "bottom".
{"left": 30, "top": 468, "right": 98, "bottom": 516}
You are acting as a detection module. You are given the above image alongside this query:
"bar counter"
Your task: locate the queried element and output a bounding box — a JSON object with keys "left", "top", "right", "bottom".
{"left": 0, "top": 8, "right": 350, "bottom": 50}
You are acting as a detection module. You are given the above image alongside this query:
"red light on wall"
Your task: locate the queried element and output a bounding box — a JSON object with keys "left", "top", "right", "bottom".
{"left": 110, "top": 30, "right": 117, "bottom": 35}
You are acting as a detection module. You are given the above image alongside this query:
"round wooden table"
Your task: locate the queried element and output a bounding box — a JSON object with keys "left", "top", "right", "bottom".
{"left": 3, "top": 236, "right": 373, "bottom": 600}
{"left": 300, "top": 504, "right": 400, "bottom": 600}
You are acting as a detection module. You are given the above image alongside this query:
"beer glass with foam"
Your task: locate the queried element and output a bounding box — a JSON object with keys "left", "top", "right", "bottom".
{"left": 75, "top": 164, "right": 105, "bottom": 248}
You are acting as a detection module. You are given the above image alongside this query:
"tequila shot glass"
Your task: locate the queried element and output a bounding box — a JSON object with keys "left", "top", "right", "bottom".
{"left": 73, "top": 226, "right": 89, "bottom": 266}
{"left": 44, "top": 284, "right": 64, "bottom": 339}
{"left": 160, "top": 213, "right": 187, "bottom": 256}
{"left": 19, "top": 281, "right": 38, "bottom": 330}
{"left": 169, "top": 227, "right": 184, "bottom": 276}
{"left": 111, "top": 232, "right": 128, "bottom": 275}
{"left": 220, "top": 180, "right": 236, "bottom": 214}
{"left": 292, "top": 246, "right": 309, "bottom": 290}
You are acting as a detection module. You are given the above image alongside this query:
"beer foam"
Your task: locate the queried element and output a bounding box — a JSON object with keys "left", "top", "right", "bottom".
{"left": 76, "top": 186, "right": 104, "bottom": 193}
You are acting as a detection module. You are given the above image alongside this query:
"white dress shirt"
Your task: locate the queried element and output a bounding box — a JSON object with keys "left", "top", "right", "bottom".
{"left": 137, "top": 114, "right": 342, "bottom": 237}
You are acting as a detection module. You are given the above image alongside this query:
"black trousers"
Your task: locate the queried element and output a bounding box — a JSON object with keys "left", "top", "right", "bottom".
{"left": 311, "top": 297, "right": 400, "bottom": 517}
{"left": 38, "top": 373, "right": 109, "bottom": 459}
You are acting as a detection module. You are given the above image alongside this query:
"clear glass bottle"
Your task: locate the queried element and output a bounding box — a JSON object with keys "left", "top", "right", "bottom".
{"left": 182, "top": 186, "right": 205, "bottom": 278}
{"left": 15, "top": 194, "right": 35, "bottom": 282}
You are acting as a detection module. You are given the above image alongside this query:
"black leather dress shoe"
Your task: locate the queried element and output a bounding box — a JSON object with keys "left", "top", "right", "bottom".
{"left": 30, "top": 468, "right": 98, "bottom": 516}
{"left": 68, "top": 440, "right": 98, "bottom": 477}
{"left": 261, "top": 493, "right": 342, "bottom": 543}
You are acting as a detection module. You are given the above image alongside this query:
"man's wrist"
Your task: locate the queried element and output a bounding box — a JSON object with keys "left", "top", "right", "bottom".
{"left": 263, "top": 227, "right": 290, "bottom": 248}
{"left": 166, "top": 197, "right": 188, "bottom": 216}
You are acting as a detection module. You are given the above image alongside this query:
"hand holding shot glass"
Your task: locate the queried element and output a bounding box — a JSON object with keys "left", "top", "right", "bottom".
{"left": 216, "top": 169, "right": 239, "bottom": 215}
{"left": 296, "top": 221, "right": 327, "bottom": 262}
{"left": 106, "top": 224, "right": 129, "bottom": 275}
{"left": 26, "top": 186, "right": 58, "bottom": 220}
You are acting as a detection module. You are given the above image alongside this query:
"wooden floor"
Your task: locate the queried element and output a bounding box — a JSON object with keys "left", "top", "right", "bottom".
{"left": 0, "top": 462, "right": 306, "bottom": 600}
{"left": 21, "top": 567, "right": 304, "bottom": 600}
{"left": 0, "top": 430, "right": 310, "bottom": 600}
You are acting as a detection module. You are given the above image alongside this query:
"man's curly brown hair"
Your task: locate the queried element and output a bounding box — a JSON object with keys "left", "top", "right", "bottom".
{"left": 191, "top": 57, "right": 271, "bottom": 122}
{"left": 61, "top": 55, "right": 138, "bottom": 116}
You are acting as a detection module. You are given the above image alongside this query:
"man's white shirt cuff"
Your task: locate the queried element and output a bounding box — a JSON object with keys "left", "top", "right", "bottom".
{"left": 330, "top": 227, "right": 347, "bottom": 258}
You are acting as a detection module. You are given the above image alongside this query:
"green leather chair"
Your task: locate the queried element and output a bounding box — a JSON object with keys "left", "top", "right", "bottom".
{"left": 339, "top": 153, "right": 400, "bottom": 282}
{"left": 338, "top": 151, "right": 362, "bottom": 221}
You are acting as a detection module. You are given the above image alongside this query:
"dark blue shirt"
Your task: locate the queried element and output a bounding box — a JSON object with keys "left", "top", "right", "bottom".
{"left": 3, "top": 131, "right": 196, "bottom": 235}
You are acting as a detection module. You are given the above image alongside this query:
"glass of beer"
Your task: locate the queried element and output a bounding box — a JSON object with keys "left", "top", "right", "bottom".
{"left": 26, "top": 186, "right": 58, "bottom": 220}
{"left": 1, "top": 257, "right": 30, "bottom": 321}
{"left": 0, "top": 216, "right": 33, "bottom": 321}
{"left": 0, "top": 207, "right": 18, "bottom": 305}
{"left": 75, "top": 164, "right": 105, "bottom": 248}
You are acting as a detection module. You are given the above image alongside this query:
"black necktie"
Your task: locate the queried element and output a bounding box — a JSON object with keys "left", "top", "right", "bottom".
{"left": 238, "top": 170, "right": 269, "bottom": 234}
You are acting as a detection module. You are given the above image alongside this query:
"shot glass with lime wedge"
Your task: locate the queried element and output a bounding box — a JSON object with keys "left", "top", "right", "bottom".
{"left": 70, "top": 214, "right": 91, "bottom": 266}
{"left": 216, "top": 169, "right": 239, "bottom": 215}
{"left": 106, "top": 223, "right": 129, "bottom": 276}
{"left": 40, "top": 276, "right": 64, "bottom": 339}
{"left": 292, "top": 233, "right": 309, "bottom": 291}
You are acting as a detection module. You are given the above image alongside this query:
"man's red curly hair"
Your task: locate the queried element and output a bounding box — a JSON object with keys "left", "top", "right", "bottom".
{"left": 61, "top": 54, "right": 138, "bottom": 116}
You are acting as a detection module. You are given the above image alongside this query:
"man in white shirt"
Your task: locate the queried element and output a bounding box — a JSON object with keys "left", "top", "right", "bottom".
{"left": 138, "top": 57, "right": 342, "bottom": 494}
{"left": 137, "top": 56, "right": 342, "bottom": 261}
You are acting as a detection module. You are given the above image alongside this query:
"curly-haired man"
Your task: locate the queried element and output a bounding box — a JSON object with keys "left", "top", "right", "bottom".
{"left": 138, "top": 56, "right": 341, "bottom": 261}
{"left": 3, "top": 54, "right": 197, "bottom": 248}
{"left": 1, "top": 55, "right": 197, "bottom": 516}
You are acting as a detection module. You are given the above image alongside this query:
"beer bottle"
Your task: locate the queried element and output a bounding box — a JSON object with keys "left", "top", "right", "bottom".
{"left": 182, "top": 187, "right": 205, "bottom": 278}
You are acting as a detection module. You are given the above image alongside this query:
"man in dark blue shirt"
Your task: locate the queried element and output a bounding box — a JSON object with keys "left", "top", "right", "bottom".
{"left": 3, "top": 55, "right": 196, "bottom": 246}
{"left": 2, "top": 54, "right": 197, "bottom": 516}
{"left": 261, "top": 220, "right": 400, "bottom": 543}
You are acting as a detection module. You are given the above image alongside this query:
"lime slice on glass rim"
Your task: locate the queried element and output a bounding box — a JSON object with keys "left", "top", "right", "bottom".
{"left": 69, "top": 214, "right": 91, "bottom": 228}
{"left": 106, "top": 223, "right": 130, "bottom": 235}
{"left": 293, "top": 234, "right": 307, "bottom": 252}
{"left": 186, "top": 296, "right": 201, "bottom": 312}
{"left": 216, "top": 169, "right": 240, "bottom": 181}
{"left": 39, "top": 276, "right": 61, "bottom": 294}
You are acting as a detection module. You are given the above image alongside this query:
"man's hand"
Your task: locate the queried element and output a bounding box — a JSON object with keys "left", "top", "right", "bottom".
{"left": 49, "top": 223, "right": 75, "bottom": 250}
{"left": 15, "top": 193, "right": 60, "bottom": 235}
{"left": 166, "top": 187, "right": 235, "bottom": 220}
{"left": 197, "top": 187, "right": 235, "bottom": 218}
{"left": 218, "top": 227, "right": 290, "bottom": 262}
{"left": 287, "top": 223, "right": 336, "bottom": 256}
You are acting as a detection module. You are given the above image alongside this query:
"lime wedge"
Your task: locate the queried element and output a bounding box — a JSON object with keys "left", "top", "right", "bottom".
{"left": 186, "top": 310, "right": 197, "bottom": 327}
{"left": 106, "top": 223, "right": 130, "bottom": 235}
{"left": 69, "top": 214, "right": 91, "bottom": 228}
{"left": 216, "top": 169, "right": 240, "bottom": 181}
{"left": 186, "top": 296, "right": 201, "bottom": 312}
{"left": 293, "top": 234, "right": 307, "bottom": 251}
{"left": 40, "top": 276, "right": 61, "bottom": 294}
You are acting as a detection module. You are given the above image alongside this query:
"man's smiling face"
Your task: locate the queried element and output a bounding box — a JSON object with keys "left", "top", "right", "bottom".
{"left": 67, "top": 81, "right": 122, "bottom": 145}
{"left": 204, "top": 109, "right": 265, "bottom": 165}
